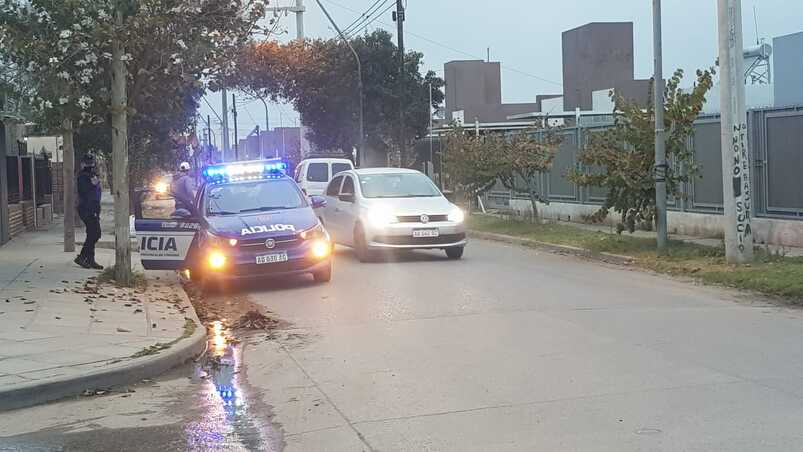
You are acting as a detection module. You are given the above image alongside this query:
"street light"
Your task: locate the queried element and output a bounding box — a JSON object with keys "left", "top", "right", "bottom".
{"left": 314, "top": 0, "right": 365, "bottom": 167}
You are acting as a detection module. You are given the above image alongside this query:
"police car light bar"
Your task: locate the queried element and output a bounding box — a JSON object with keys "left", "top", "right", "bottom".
{"left": 202, "top": 159, "right": 288, "bottom": 183}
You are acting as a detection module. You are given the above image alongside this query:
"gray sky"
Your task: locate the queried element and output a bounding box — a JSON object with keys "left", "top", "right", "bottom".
{"left": 200, "top": 0, "right": 803, "bottom": 144}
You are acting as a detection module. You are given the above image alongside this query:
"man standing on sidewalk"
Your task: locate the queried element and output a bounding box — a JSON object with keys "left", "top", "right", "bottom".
{"left": 75, "top": 154, "right": 103, "bottom": 270}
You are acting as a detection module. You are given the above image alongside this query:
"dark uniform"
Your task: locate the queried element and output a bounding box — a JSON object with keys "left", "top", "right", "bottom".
{"left": 76, "top": 155, "right": 103, "bottom": 269}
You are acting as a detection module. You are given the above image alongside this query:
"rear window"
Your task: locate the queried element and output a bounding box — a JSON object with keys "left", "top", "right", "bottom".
{"left": 332, "top": 162, "right": 352, "bottom": 176}
{"left": 306, "top": 163, "right": 329, "bottom": 182}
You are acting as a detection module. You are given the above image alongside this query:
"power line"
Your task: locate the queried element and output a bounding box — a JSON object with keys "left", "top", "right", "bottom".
{"left": 342, "top": 0, "right": 387, "bottom": 36}
{"left": 342, "top": 0, "right": 392, "bottom": 37}
{"left": 345, "top": 1, "right": 396, "bottom": 38}
{"left": 323, "top": 0, "right": 562, "bottom": 87}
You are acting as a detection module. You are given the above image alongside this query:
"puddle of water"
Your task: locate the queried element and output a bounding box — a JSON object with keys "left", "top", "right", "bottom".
{"left": 183, "top": 320, "right": 282, "bottom": 451}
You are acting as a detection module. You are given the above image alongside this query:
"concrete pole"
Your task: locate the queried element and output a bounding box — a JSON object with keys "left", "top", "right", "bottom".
{"left": 112, "top": 8, "right": 131, "bottom": 285}
{"left": 232, "top": 93, "right": 239, "bottom": 161}
{"left": 62, "top": 119, "right": 75, "bottom": 252}
{"left": 717, "top": 0, "right": 754, "bottom": 264}
{"left": 653, "top": 0, "right": 668, "bottom": 251}
{"left": 296, "top": 0, "right": 305, "bottom": 39}
{"left": 221, "top": 88, "right": 229, "bottom": 162}
{"left": 395, "top": 0, "right": 406, "bottom": 167}
{"left": 428, "top": 82, "right": 433, "bottom": 177}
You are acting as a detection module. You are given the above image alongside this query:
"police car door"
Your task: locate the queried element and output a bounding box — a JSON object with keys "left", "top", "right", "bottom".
{"left": 134, "top": 189, "right": 200, "bottom": 270}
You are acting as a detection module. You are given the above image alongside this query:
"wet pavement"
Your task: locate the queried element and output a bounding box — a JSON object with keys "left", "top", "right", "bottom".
{"left": 0, "top": 320, "right": 282, "bottom": 452}
{"left": 4, "top": 241, "right": 803, "bottom": 451}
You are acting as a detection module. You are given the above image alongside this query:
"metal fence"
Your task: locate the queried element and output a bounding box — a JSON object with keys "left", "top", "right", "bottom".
{"left": 483, "top": 105, "right": 803, "bottom": 220}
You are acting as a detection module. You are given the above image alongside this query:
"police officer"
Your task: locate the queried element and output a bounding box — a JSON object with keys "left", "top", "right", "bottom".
{"left": 75, "top": 154, "right": 103, "bottom": 270}
{"left": 172, "top": 161, "right": 196, "bottom": 213}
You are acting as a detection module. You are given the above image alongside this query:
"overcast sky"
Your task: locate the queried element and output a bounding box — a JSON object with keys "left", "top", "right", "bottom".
{"left": 200, "top": 0, "right": 803, "bottom": 144}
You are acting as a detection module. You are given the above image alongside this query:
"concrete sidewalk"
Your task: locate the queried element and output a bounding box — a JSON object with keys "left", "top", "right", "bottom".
{"left": 0, "top": 211, "right": 206, "bottom": 411}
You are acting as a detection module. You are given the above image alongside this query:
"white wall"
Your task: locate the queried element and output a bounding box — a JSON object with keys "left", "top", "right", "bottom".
{"left": 26, "top": 136, "right": 62, "bottom": 162}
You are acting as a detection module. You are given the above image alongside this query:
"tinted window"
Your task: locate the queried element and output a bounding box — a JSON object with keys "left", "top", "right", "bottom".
{"left": 306, "top": 163, "right": 329, "bottom": 182}
{"left": 206, "top": 179, "right": 305, "bottom": 215}
{"left": 327, "top": 176, "right": 344, "bottom": 196}
{"left": 332, "top": 162, "right": 352, "bottom": 176}
{"left": 341, "top": 176, "right": 355, "bottom": 195}
{"left": 358, "top": 173, "right": 441, "bottom": 198}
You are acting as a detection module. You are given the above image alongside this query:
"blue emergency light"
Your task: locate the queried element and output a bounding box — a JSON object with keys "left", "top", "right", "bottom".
{"left": 202, "top": 159, "right": 288, "bottom": 184}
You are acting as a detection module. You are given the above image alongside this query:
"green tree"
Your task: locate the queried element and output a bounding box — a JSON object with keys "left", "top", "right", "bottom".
{"left": 229, "top": 30, "right": 445, "bottom": 163}
{"left": 0, "top": 0, "right": 266, "bottom": 282}
{"left": 443, "top": 123, "right": 560, "bottom": 218}
{"left": 569, "top": 68, "right": 715, "bottom": 233}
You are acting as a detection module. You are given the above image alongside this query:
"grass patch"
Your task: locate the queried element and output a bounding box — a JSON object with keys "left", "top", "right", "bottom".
{"left": 98, "top": 266, "right": 147, "bottom": 289}
{"left": 468, "top": 214, "right": 803, "bottom": 301}
{"left": 130, "top": 318, "right": 197, "bottom": 358}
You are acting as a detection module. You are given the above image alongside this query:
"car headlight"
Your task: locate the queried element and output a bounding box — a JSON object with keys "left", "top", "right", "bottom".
{"left": 311, "top": 240, "right": 331, "bottom": 259}
{"left": 208, "top": 232, "right": 238, "bottom": 248}
{"left": 299, "top": 223, "right": 329, "bottom": 241}
{"left": 208, "top": 250, "right": 227, "bottom": 269}
{"left": 448, "top": 206, "right": 465, "bottom": 223}
{"left": 154, "top": 181, "right": 169, "bottom": 195}
{"left": 367, "top": 207, "right": 397, "bottom": 227}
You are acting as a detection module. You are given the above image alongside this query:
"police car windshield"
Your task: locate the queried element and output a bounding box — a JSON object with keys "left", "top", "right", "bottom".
{"left": 359, "top": 173, "right": 441, "bottom": 198}
{"left": 206, "top": 179, "right": 305, "bottom": 216}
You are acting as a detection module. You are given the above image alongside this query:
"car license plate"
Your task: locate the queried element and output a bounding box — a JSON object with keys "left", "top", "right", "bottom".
{"left": 413, "top": 228, "right": 439, "bottom": 238}
{"left": 256, "top": 252, "right": 289, "bottom": 265}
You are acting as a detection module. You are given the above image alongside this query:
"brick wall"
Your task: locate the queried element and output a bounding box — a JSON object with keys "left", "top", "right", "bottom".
{"left": 8, "top": 204, "right": 24, "bottom": 237}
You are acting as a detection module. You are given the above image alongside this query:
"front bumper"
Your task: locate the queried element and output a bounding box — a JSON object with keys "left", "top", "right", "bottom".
{"left": 201, "top": 238, "right": 332, "bottom": 280}
{"left": 365, "top": 221, "right": 467, "bottom": 249}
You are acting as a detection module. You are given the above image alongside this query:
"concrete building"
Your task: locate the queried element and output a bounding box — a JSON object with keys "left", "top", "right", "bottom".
{"left": 773, "top": 31, "right": 803, "bottom": 107}
{"left": 444, "top": 60, "right": 540, "bottom": 124}
{"left": 561, "top": 22, "right": 650, "bottom": 111}
{"left": 238, "top": 127, "right": 302, "bottom": 162}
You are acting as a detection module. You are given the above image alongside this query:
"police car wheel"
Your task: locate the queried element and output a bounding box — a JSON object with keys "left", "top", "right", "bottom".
{"left": 313, "top": 263, "right": 332, "bottom": 283}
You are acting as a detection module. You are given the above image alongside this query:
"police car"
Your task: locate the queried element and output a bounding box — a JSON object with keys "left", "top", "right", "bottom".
{"left": 134, "top": 159, "right": 333, "bottom": 287}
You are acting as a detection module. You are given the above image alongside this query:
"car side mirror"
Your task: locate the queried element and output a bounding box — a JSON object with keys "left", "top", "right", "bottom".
{"left": 310, "top": 195, "right": 327, "bottom": 209}
{"left": 338, "top": 193, "right": 355, "bottom": 203}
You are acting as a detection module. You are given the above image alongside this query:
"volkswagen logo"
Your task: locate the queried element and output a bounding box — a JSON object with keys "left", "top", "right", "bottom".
{"left": 265, "top": 238, "right": 276, "bottom": 249}
{"left": 420, "top": 214, "right": 429, "bottom": 224}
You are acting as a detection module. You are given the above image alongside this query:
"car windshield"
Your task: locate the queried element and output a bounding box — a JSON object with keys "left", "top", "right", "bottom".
{"left": 358, "top": 173, "right": 441, "bottom": 198}
{"left": 205, "top": 179, "right": 305, "bottom": 216}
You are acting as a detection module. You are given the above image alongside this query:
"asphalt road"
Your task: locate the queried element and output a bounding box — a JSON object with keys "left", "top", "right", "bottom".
{"left": 4, "top": 239, "right": 803, "bottom": 451}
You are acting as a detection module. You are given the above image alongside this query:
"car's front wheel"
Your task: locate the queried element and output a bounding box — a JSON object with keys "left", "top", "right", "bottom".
{"left": 445, "top": 246, "right": 465, "bottom": 260}
{"left": 313, "top": 261, "right": 332, "bottom": 283}
{"left": 353, "top": 224, "right": 373, "bottom": 263}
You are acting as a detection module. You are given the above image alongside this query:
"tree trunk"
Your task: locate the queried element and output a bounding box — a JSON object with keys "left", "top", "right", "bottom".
{"left": 112, "top": 9, "right": 131, "bottom": 286}
{"left": 62, "top": 119, "right": 75, "bottom": 252}
{"left": 528, "top": 191, "right": 539, "bottom": 222}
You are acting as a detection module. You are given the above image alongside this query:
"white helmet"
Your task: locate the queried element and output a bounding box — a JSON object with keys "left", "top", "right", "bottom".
{"left": 179, "top": 161, "right": 191, "bottom": 172}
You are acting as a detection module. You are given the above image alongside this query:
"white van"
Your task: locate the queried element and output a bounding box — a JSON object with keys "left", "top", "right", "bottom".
{"left": 294, "top": 158, "right": 354, "bottom": 195}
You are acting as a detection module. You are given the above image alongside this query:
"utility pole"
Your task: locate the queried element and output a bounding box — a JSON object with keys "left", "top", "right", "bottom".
{"left": 266, "top": 0, "right": 305, "bottom": 40}
{"left": 232, "top": 93, "right": 239, "bottom": 161}
{"left": 206, "top": 115, "right": 212, "bottom": 159}
{"left": 315, "top": 0, "right": 365, "bottom": 167}
{"left": 428, "top": 82, "right": 433, "bottom": 177}
{"left": 394, "top": 0, "right": 406, "bottom": 167}
{"left": 717, "top": 0, "right": 754, "bottom": 264}
{"left": 112, "top": 7, "right": 131, "bottom": 285}
{"left": 221, "top": 89, "right": 229, "bottom": 162}
{"left": 62, "top": 120, "right": 74, "bottom": 252}
{"left": 256, "top": 125, "right": 261, "bottom": 159}
{"left": 653, "top": 0, "right": 668, "bottom": 251}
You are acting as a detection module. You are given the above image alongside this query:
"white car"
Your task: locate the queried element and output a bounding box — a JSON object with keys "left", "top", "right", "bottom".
{"left": 318, "top": 168, "right": 467, "bottom": 261}
{"left": 294, "top": 158, "right": 354, "bottom": 195}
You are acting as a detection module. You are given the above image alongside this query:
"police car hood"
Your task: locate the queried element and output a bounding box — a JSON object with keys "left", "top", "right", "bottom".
{"left": 206, "top": 208, "right": 317, "bottom": 239}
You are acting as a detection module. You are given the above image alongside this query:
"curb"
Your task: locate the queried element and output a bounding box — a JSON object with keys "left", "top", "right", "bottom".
{"left": 468, "top": 230, "right": 635, "bottom": 266}
{"left": 0, "top": 276, "right": 207, "bottom": 412}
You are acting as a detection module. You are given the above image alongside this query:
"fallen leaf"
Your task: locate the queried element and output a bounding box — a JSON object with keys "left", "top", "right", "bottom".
{"left": 116, "top": 327, "right": 131, "bottom": 333}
